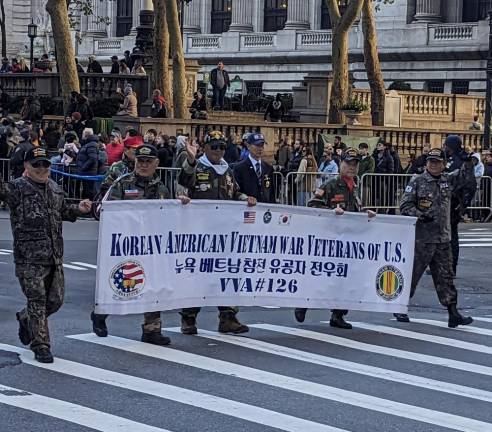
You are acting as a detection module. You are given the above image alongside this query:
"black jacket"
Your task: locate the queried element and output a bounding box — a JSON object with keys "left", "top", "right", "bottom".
{"left": 210, "top": 68, "right": 230, "bottom": 89}
{"left": 233, "top": 158, "right": 276, "bottom": 203}
{"left": 264, "top": 99, "right": 285, "bottom": 121}
{"left": 76, "top": 136, "right": 99, "bottom": 175}
{"left": 10, "top": 140, "right": 33, "bottom": 179}
{"left": 110, "top": 62, "right": 120, "bottom": 74}
{"left": 87, "top": 60, "right": 103, "bottom": 73}
{"left": 374, "top": 150, "right": 395, "bottom": 174}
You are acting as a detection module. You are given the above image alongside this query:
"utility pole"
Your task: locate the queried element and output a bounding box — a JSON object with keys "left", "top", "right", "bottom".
{"left": 483, "top": 10, "right": 492, "bottom": 150}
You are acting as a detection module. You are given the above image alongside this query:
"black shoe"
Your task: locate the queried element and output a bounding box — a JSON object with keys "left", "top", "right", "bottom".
{"left": 16, "top": 312, "right": 31, "bottom": 345}
{"left": 33, "top": 347, "right": 54, "bottom": 363}
{"left": 394, "top": 313, "right": 410, "bottom": 323}
{"left": 329, "top": 312, "right": 352, "bottom": 329}
{"left": 141, "top": 331, "right": 171, "bottom": 346}
{"left": 448, "top": 304, "right": 473, "bottom": 328}
{"left": 90, "top": 312, "right": 108, "bottom": 337}
{"left": 218, "top": 312, "right": 249, "bottom": 334}
{"left": 180, "top": 313, "right": 198, "bottom": 335}
{"left": 294, "top": 308, "right": 307, "bottom": 323}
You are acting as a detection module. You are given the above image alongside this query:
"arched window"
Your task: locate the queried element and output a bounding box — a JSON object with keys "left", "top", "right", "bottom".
{"left": 116, "top": 0, "right": 133, "bottom": 37}
{"left": 463, "top": 0, "right": 492, "bottom": 22}
{"left": 211, "top": 0, "right": 232, "bottom": 34}
{"left": 264, "top": 0, "right": 288, "bottom": 32}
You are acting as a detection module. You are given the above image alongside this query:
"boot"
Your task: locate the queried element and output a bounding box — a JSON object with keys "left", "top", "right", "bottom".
{"left": 329, "top": 310, "right": 352, "bottom": 329}
{"left": 448, "top": 304, "right": 473, "bottom": 328}
{"left": 393, "top": 313, "right": 410, "bottom": 323}
{"left": 141, "top": 331, "right": 171, "bottom": 346}
{"left": 16, "top": 312, "right": 31, "bottom": 345}
{"left": 180, "top": 313, "right": 198, "bottom": 335}
{"left": 218, "top": 312, "right": 249, "bottom": 334}
{"left": 90, "top": 312, "right": 108, "bottom": 337}
{"left": 294, "top": 308, "right": 307, "bottom": 323}
{"left": 33, "top": 347, "right": 54, "bottom": 364}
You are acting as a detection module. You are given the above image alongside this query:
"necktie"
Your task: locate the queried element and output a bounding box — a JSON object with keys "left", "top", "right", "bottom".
{"left": 255, "top": 161, "right": 261, "bottom": 180}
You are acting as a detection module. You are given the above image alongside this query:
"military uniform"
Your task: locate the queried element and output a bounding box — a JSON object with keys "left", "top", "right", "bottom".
{"left": 400, "top": 148, "right": 474, "bottom": 327}
{"left": 99, "top": 156, "right": 135, "bottom": 195}
{"left": 0, "top": 148, "right": 83, "bottom": 361}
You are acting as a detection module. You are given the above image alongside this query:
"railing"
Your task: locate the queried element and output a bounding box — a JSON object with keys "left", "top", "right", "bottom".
{"left": 241, "top": 33, "right": 275, "bottom": 49}
{"left": 297, "top": 31, "right": 332, "bottom": 47}
{"left": 189, "top": 35, "right": 221, "bottom": 49}
{"left": 78, "top": 73, "right": 149, "bottom": 100}
{"left": 429, "top": 23, "right": 478, "bottom": 43}
{"left": 94, "top": 38, "right": 123, "bottom": 53}
{"left": 403, "top": 93, "right": 451, "bottom": 116}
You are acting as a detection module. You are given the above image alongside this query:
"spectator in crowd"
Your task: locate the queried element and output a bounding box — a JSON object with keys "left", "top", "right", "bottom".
{"left": 210, "top": 61, "right": 230, "bottom": 110}
{"left": 76, "top": 128, "right": 99, "bottom": 199}
{"left": 30, "top": 129, "right": 43, "bottom": 148}
{"left": 295, "top": 146, "right": 318, "bottom": 206}
{"left": 59, "top": 134, "right": 79, "bottom": 167}
{"left": 86, "top": 55, "right": 103, "bottom": 73}
{"left": 374, "top": 140, "right": 394, "bottom": 174}
{"left": 66, "top": 91, "right": 79, "bottom": 118}
{"left": 264, "top": 93, "right": 285, "bottom": 123}
{"left": 387, "top": 142, "right": 403, "bottom": 174}
{"left": 144, "top": 129, "right": 158, "bottom": 146}
{"left": 116, "top": 85, "right": 138, "bottom": 117}
{"left": 97, "top": 134, "right": 109, "bottom": 176}
{"left": 12, "top": 58, "right": 29, "bottom": 73}
{"left": 20, "top": 95, "right": 42, "bottom": 123}
{"left": 11, "top": 58, "right": 20, "bottom": 73}
{"left": 464, "top": 152, "right": 484, "bottom": 222}
{"left": 173, "top": 135, "right": 189, "bottom": 169}
{"left": 318, "top": 143, "right": 338, "bottom": 178}
{"left": 224, "top": 133, "right": 240, "bottom": 165}
{"left": 124, "top": 50, "right": 134, "bottom": 70}
{"left": 131, "top": 60, "right": 146, "bottom": 76}
{"left": 43, "top": 121, "right": 61, "bottom": 152}
{"left": 151, "top": 89, "right": 167, "bottom": 118}
{"left": 156, "top": 134, "right": 173, "bottom": 168}
{"left": 39, "top": 54, "right": 53, "bottom": 72}
{"left": 409, "top": 143, "right": 430, "bottom": 174}
{"left": 75, "top": 58, "right": 84, "bottom": 74}
{"left": 109, "top": 56, "right": 120, "bottom": 74}
{"left": 119, "top": 60, "right": 131, "bottom": 75}
{"left": 239, "top": 133, "right": 251, "bottom": 161}
{"left": 71, "top": 112, "right": 85, "bottom": 140}
{"left": 233, "top": 133, "right": 276, "bottom": 204}
{"left": 357, "top": 142, "right": 375, "bottom": 177}
{"left": 469, "top": 115, "right": 483, "bottom": 131}
{"left": 288, "top": 140, "right": 303, "bottom": 172}
{"left": 10, "top": 128, "right": 33, "bottom": 178}
{"left": 275, "top": 138, "right": 292, "bottom": 175}
{"left": 106, "top": 131, "right": 124, "bottom": 166}
{"left": 483, "top": 150, "right": 492, "bottom": 177}
{"left": 189, "top": 91, "right": 207, "bottom": 119}
{"left": 75, "top": 93, "right": 94, "bottom": 123}
{"left": 0, "top": 57, "right": 11, "bottom": 73}
{"left": 333, "top": 141, "right": 347, "bottom": 167}
{"left": 373, "top": 139, "right": 395, "bottom": 211}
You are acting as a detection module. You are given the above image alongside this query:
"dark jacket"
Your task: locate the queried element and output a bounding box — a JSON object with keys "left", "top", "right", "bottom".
{"left": 308, "top": 175, "right": 361, "bottom": 212}
{"left": 233, "top": 157, "right": 276, "bottom": 203}
{"left": 374, "top": 149, "right": 395, "bottom": 174}
{"left": 210, "top": 68, "right": 230, "bottom": 89}
{"left": 0, "top": 176, "right": 81, "bottom": 265}
{"left": 76, "top": 136, "right": 99, "bottom": 175}
{"left": 409, "top": 154, "right": 427, "bottom": 175}
{"left": 224, "top": 140, "right": 240, "bottom": 165}
{"left": 110, "top": 62, "right": 120, "bottom": 74}
{"left": 87, "top": 60, "right": 103, "bottom": 74}
{"left": 10, "top": 140, "right": 33, "bottom": 179}
{"left": 75, "top": 97, "right": 94, "bottom": 122}
{"left": 109, "top": 172, "right": 170, "bottom": 201}
{"left": 264, "top": 98, "right": 285, "bottom": 121}
{"left": 157, "top": 145, "right": 173, "bottom": 168}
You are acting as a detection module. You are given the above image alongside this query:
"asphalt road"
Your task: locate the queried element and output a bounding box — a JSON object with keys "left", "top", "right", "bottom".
{"left": 1, "top": 212, "right": 492, "bottom": 432}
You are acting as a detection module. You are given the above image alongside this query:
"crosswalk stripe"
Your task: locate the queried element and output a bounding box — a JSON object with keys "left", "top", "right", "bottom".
{"left": 71, "top": 261, "right": 97, "bottom": 269}
{"left": 0, "top": 251, "right": 9, "bottom": 255}
{"left": 163, "top": 328, "right": 492, "bottom": 403}
{"left": 0, "top": 383, "right": 168, "bottom": 432}
{"left": 261, "top": 306, "right": 280, "bottom": 309}
{"left": 251, "top": 324, "right": 492, "bottom": 377}
{"left": 459, "top": 238, "right": 492, "bottom": 242}
{"left": 475, "top": 317, "right": 492, "bottom": 324}
{"left": 342, "top": 322, "right": 492, "bottom": 355}
{"left": 409, "top": 319, "right": 492, "bottom": 337}
{"left": 468, "top": 228, "right": 490, "bottom": 231}
{"left": 460, "top": 243, "right": 492, "bottom": 247}
{"left": 0, "top": 249, "right": 12, "bottom": 253}
{"left": 62, "top": 264, "right": 87, "bottom": 271}
{"left": 68, "top": 333, "right": 492, "bottom": 432}
{"left": 0, "top": 343, "right": 340, "bottom": 432}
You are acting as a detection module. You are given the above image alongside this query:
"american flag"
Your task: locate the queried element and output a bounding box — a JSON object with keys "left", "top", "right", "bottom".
{"left": 112, "top": 263, "right": 144, "bottom": 294}
{"left": 243, "top": 211, "right": 256, "bottom": 224}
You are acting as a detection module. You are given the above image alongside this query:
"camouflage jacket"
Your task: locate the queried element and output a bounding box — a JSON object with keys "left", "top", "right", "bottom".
{"left": 0, "top": 177, "right": 81, "bottom": 265}
{"left": 108, "top": 171, "right": 170, "bottom": 201}
{"left": 308, "top": 175, "right": 361, "bottom": 212}
{"left": 179, "top": 158, "right": 247, "bottom": 201}
{"left": 100, "top": 156, "right": 134, "bottom": 195}
{"left": 400, "top": 161, "right": 475, "bottom": 243}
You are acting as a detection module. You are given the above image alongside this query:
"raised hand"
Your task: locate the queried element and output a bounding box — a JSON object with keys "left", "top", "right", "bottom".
{"left": 186, "top": 139, "right": 198, "bottom": 164}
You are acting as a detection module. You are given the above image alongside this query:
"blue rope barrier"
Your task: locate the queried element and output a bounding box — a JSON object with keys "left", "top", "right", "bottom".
{"left": 50, "top": 168, "right": 105, "bottom": 182}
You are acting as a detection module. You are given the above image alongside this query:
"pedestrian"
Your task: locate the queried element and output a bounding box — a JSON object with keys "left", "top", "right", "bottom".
{"left": 295, "top": 147, "right": 318, "bottom": 206}
{"left": 224, "top": 133, "right": 240, "bottom": 165}
{"left": 408, "top": 143, "right": 430, "bottom": 175}
{"left": 264, "top": 93, "right": 285, "bottom": 122}
{"left": 75, "top": 93, "right": 94, "bottom": 123}
{"left": 20, "top": 95, "right": 42, "bottom": 123}
{"left": 106, "top": 131, "right": 124, "bottom": 166}
{"left": 91, "top": 144, "right": 190, "bottom": 345}
{"left": 86, "top": 55, "right": 103, "bottom": 73}
{"left": 131, "top": 60, "right": 146, "bottom": 76}
{"left": 76, "top": 128, "right": 99, "bottom": 200}
{"left": 123, "top": 50, "right": 134, "bottom": 71}
{"left": 318, "top": 143, "right": 339, "bottom": 175}
{"left": 233, "top": 132, "right": 276, "bottom": 203}
{"left": 469, "top": 115, "right": 482, "bottom": 131}
{"left": 75, "top": 58, "right": 84, "bottom": 74}
{"left": 71, "top": 112, "right": 85, "bottom": 140}
{"left": 357, "top": 142, "right": 375, "bottom": 177}
{"left": 151, "top": 89, "right": 167, "bottom": 118}
{"left": 275, "top": 138, "right": 292, "bottom": 175}
{"left": 398, "top": 148, "right": 475, "bottom": 327}
{"left": 0, "top": 57, "right": 11, "bottom": 73}
{"left": 119, "top": 60, "right": 131, "bottom": 75}
{"left": 239, "top": 133, "right": 251, "bottom": 161}
{"left": 178, "top": 130, "right": 255, "bottom": 335}
{"left": 295, "top": 148, "right": 376, "bottom": 328}
{"left": 465, "top": 152, "right": 483, "bottom": 222}
{"left": 10, "top": 128, "right": 33, "bottom": 179}
{"left": 373, "top": 139, "right": 395, "bottom": 210}
{"left": 0, "top": 147, "right": 91, "bottom": 362}
{"left": 210, "top": 61, "right": 230, "bottom": 110}
{"left": 189, "top": 91, "right": 207, "bottom": 119}
{"left": 109, "top": 55, "right": 120, "bottom": 74}
{"left": 156, "top": 134, "right": 173, "bottom": 168}
{"left": 116, "top": 85, "right": 138, "bottom": 117}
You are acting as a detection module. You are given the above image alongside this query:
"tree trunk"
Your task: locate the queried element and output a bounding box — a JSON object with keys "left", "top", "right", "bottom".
{"left": 46, "top": 0, "right": 80, "bottom": 105}
{"left": 326, "top": 0, "right": 364, "bottom": 124}
{"left": 152, "top": 0, "right": 171, "bottom": 110}
{"left": 165, "top": 0, "right": 187, "bottom": 119}
{"left": 362, "top": 0, "right": 385, "bottom": 126}
{"left": 0, "top": 0, "right": 6, "bottom": 58}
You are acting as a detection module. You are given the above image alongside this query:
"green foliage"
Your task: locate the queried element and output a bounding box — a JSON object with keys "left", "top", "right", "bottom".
{"left": 90, "top": 96, "right": 122, "bottom": 118}
{"left": 67, "top": 0, "right": 112, "bottom": 33}
{"left": 341, "top": 98, "right": 368, "bottom": 113}
{"left": 388, "top": 81, "right": 412, "bottom": 91}
{"left": 374, "top": 0, "right": 395, "bottom": 12}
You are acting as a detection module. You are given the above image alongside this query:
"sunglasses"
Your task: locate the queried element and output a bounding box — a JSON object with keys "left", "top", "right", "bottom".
{"left": 31, "top": 160, "right": 51, "bottom": 168}
{"left": 210, "top": 144, "right": 226, "bottom": 151}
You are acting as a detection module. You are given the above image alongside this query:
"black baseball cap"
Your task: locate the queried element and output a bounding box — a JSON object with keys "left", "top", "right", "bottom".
{"left": 341, "top": 147, "right": 361, "bottom": 162}
{"left": 24, "top": 147, "right": 51, "bottom": 164}
{"left": 426, "top": 148, "right": 445, "bottom": 161}
{"left": 135, "top": 144, "right": 158, "bottom": 158}
{"left": 247, "top": 133, "right": 265, "bottom": 146}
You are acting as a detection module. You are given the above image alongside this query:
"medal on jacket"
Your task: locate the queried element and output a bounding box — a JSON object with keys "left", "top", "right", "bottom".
{"left": 264, "top": 175, "right": 271, "bottom": 188}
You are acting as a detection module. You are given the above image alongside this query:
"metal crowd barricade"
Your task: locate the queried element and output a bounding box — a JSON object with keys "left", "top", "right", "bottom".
{"left": 284, "top": 172, "right": 338, "bottom": 206}
{"left": 272, "top": 171, "right": 285, "bottom": 204}
{"left": 156, "top": 167, "right": 182, "bottom": 198}
{"left": 360, "top": 173, "right": 414, "bottom": 212}
{"left": 0, "top": 158, "right": 11, "bottom": 183}
{"left": 467, "top": 176, "right": 492, "bottom": 221}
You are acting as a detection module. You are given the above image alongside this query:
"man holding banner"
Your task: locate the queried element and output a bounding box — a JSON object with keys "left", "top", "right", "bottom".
{"left": 178, "top": 130, "right": 256, "bottom": 335}
{"left": 294, "top": 148, "right": 376, "bottom": 329}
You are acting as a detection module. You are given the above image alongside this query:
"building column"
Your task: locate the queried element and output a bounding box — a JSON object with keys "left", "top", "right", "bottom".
{"left": 284, "top": 0, "right": 310, "bottom": 30}
{"left": 201, "top": 0, "right": 212, "bottom": 34}
{"left": 86, "top": 0, "right": 107, "bottom": 36}
{"left": 413, "top": 0, "right": 442, "bottom": 23}
{"left": 183, "top": 1, "right": 201, "bottom": 33}
{"left": 131, "top": 0, "right": 141, "bottom": 35}
{"left": 229, "top": 0, "right": 254, "bottom": 32}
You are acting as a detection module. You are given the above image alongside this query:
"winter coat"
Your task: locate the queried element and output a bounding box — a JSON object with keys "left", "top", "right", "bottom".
{"left": 76, "top": 136, "right": 99, "bottom": 175}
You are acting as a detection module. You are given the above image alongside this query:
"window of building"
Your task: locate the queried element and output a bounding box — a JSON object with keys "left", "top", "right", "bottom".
{"left": 320, "top": 1, "right": 332, "bottom": 29}
{"left": 264, "top": 0, "right": 288, "bottom": 32}
{"left": 211, "top": 0, "right": 232, "bottom": 34}
{"left": 426, "top": 81, "right": 445, "bottom": 94}
{"left": 462, "top": 0, "right": 492, "bottom": 22}
{"left": 116, "top": 0, "right": 133, "bottom": 37}
{"left": 452, "top": 80, "right": 469, "bottom": 95}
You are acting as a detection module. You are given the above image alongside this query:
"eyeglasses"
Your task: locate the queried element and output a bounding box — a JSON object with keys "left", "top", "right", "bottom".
{"left": 210, "top": 144, "right": 226, "bottom": 151}
{"left": 31, "top": 160, "right": 51, "bottom": 168}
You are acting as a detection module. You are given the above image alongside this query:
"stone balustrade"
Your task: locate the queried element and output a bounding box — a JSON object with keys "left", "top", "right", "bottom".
{"left": 297, "top": 31, "right": 332, "bottom": 47}
{"left": 241, "top": 33, "right": 276, "bottom": 49}
{"left": 428, "top": 23, "right": 478, "bottom": 44}
{"left": 94, "top": 38, "right": 123, "bottom": 54}
{"left": 189, "top": 35, "right": 221, "bottom": 49}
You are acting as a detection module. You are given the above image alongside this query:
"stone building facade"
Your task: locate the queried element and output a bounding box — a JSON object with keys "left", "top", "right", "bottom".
{"left": 2, "top": 0, "right": 492, "bottom": 95}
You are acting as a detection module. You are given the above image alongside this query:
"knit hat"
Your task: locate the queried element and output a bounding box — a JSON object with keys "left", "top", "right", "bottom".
{"left": 71, "top": 111, "right": 82, "bottom": 121}
{"left": 443, "top": 135, "right": 462, "bottom": 151}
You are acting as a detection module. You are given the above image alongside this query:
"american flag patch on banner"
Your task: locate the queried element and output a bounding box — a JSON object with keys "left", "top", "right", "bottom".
{"left": 243, "top": 211, "right": 256, "bottom": 224}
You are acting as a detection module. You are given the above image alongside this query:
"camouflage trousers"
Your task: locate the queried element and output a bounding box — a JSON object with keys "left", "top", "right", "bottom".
{"left": 16, "top": 264, "right": 64, "bottom": 350}
{"left": 410, "top": 241, "right": 458, "bottom": 306}
{"left": 93, "top": 311, "right": 162, "bottom": 333}
{"left": 181, "top": 307, "right": 238, "bottom": 318}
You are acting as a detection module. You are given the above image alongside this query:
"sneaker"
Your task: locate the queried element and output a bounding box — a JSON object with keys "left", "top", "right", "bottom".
{"left": 16, "top": 312, "right": 31, "bottom": 345}
{"left": 33, "top": 347, "right": 54, "bottom": 363}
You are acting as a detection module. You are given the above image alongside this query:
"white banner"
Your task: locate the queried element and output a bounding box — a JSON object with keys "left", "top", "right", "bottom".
{"left": 95, "top": 201, "right": 416, "bottom": 315}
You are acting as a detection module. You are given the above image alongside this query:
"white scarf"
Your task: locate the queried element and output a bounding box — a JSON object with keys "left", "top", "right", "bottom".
{"left": 198, "top": 154, "right": 229, "bottom": 175}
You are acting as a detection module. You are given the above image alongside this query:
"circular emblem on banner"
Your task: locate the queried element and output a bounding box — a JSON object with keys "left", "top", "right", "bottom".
{"left": 109, "top": 260, "right": 146, "bottom": 299}
{"left": 376, "top": 265, "right": 404, "bottom": 301}
{"left": 263, "top": 211, "right": 272, "bottom": 224}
